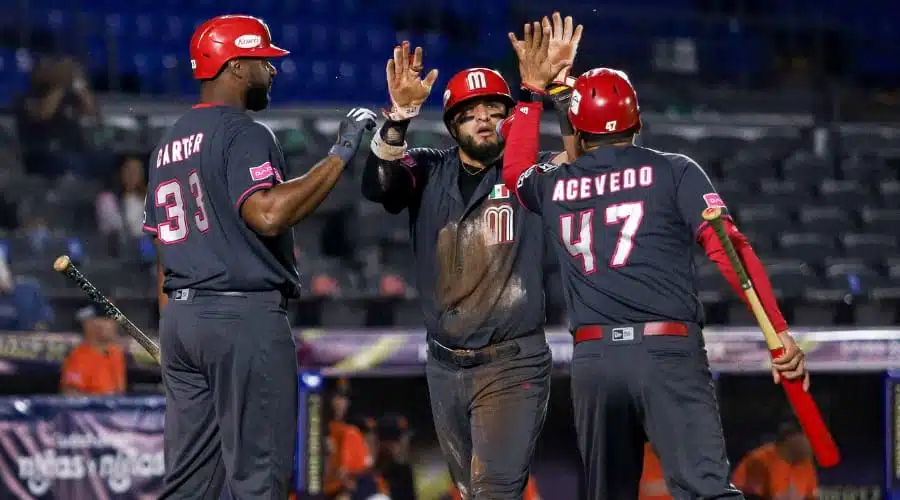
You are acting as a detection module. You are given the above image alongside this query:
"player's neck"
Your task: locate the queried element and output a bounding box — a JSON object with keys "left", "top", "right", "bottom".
{"left": 458, "top": 150, "right": 493, "bottom": 171}
{"left": 198, "top": 84, "right": 245, "bottom": 110}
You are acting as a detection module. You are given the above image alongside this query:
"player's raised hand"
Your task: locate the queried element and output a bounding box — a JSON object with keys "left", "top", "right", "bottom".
{"left": 330, "top": 107, "right": 377, "bottom": 163}
{"left": 547, "top": 12, "right": 583, "bottom": 84}
{"left": 509, "top": 18, "right": 573, "bottom": 91}
{"left": 386, "top": 41, "right": 439, "bottom": 121}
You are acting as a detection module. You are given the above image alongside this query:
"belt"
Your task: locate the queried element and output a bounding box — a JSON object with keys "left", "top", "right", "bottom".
{"left": 574, "top": 321, "right": 688, "bottom": 344}
{"left": 167, "top": 289, "right": 288, "bottom": 308}
{"left": 428, "top": 337, "right": 524, "bottom": 368}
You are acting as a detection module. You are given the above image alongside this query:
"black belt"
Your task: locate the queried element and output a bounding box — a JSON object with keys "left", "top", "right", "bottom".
{"left": 167, "top": 289, "right": 288, "bottom": 308}
{"left": 427, "top": 331, "right": 544, "bottom": 368}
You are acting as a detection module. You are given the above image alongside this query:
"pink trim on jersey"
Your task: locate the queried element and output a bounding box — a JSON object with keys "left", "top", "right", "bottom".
{"left": 192, "top": 103, "right": 224, "bottom": 109}
{"left": 235, "top": 182, "right": 274, "bottom": 209}
{"left": 142, "top": 225, "right": 158, "bottom": 234}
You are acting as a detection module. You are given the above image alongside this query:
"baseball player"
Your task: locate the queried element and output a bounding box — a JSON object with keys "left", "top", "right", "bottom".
{"left": 360, "top": 14, "right": 581, "bottom": 499}
{"left": 501, "top": 21, "right": 810, "bottom": 499}
{"left": 142, "top": 15, "right": 375, "bottom": 499}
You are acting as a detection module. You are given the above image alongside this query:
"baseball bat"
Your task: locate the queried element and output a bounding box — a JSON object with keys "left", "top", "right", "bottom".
{"left": 701, "top": 208, "right": 839, "bottom": 467}
{"left": 53, "top": 255, "right": 161, "bottom": 364}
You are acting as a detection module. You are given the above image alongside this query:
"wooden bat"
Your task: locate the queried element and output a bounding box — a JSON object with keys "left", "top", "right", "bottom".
{"left": 701, "top": 208, "right": 839, "bottom": 467}
{"left": 53, "top": 255, "right": 161, "bottom": 364}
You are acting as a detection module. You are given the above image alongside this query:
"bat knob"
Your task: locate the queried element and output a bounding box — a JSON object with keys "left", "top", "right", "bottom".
{"left": 53, "top": 255, "right": 72, "bottom": 272}
{"left": 702, "top": 207, "right": 722, "bottom": 222}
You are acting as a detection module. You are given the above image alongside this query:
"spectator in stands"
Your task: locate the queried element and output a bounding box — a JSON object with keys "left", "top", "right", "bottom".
{"left": 376, "top": 414, "right": 417, "bottom": 500}
{"left": 96, "top": 154, "right": 149, "bottom": 256}
{"left": 325, "top": 379, "right": 385, "bottom": 499}
{"left": 60, "top": 303, "right": 126, "bottom": 395}
{"left": 731, "top": 419, "right": 818, "bottom": 500}
{"left": 15, "top": 56, "right": 100, "bottom": 179}
{"left": 0, "top": 250, "right": 53, "bottom": 331}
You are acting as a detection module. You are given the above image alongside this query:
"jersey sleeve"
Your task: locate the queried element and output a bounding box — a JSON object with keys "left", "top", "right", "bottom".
{"left": 225, "top": 121, "right": 286, "bottom": 211}
{"left": 671, "top": 154, "right": 728, "bottom": 238}
{"left": 515, "top": 161, "right": 562, "bottom": 214}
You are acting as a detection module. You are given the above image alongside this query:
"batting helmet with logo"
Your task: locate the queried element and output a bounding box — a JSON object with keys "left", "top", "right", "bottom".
{"left": 442, "top": 68, "right": 515, "bottom": 127}
{"left": 568, "top": 68, "right": 640, "bottom": 135}
{"left": 189, "top": 15, "right": 289, "bottom": 80}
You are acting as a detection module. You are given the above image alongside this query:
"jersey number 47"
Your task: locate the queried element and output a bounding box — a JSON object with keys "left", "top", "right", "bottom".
{"left": 560, "top": 201, "right": 643, "bottom": 274}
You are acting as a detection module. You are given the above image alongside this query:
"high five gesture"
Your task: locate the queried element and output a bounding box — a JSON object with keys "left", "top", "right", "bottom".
{"left": 385, "top": 41, "right": 439, "bottom": 121}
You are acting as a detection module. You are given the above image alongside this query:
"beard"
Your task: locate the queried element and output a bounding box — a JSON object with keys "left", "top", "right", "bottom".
{"left": 245, "top": 84, "right": 270, "bottom": 111}
{"left": 457, "top": 134, "right": 504, "bottom": 164}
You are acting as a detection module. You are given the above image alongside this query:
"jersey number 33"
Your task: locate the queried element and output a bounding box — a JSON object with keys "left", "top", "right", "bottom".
{"left": 154, "top": 171, "right": 210, "bottom": 244}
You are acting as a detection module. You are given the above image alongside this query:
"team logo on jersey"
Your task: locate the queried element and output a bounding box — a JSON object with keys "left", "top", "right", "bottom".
{"left": 536, "top": 162, "right": 559, "bottom": 174}
{"left": 517, "top": 165, "right": 537, "bottom": 189}
{"left": 703, "top": 193, "right": 726, "bottom": 209}
{"left": 482, "top": 203, "right": 514, "bottom": 245}
{"left": 489, "top": 184, "right": 509, "bottom": 200}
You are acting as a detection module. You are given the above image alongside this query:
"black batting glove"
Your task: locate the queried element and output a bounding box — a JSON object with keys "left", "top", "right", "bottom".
{"left": 330, "top": 107, "right": 377, "bottom": 163}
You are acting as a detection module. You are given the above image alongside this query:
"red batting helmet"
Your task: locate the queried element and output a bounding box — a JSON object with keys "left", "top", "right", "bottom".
{"left": 189, "top": 15, "right": 289, "bottom": 80}
{"left": 442, "top": 68, "right": 515, "bottom": 126}
{"left": 568, "top": 68, "right": 640, "bottom": 135}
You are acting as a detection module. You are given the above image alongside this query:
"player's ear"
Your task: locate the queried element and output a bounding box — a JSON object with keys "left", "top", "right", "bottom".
{"left": 227, "top": 59, "right": 244, "bottom": 80}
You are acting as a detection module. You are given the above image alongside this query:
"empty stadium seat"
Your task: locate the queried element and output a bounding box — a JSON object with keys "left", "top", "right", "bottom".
{"left": 777, "top": 232, "right": 837, "bottom": 262}
{"left": 735, "top": 204, "right": 793, "bottom": 233}
{"left": 879, "top": 180, "right": 900, "bottom": 207}
{"left": 759, "top": 178, "right": 812, "bottom": 206}
{"left": 761, "top": 259, "right": 821, "bottom": 297}
{"left": 797, "top": 205, "right": 857, "bottom": 233}
{"left": 825, "top": 261, "right": 884, "bottom": 291}
{"left": 818, "top": 179, "right": 870, "bottom": 208}
{"left": 781, "top": 151, "right": 834, "bottom": 185}
{"left": 860, "top": 207, "right": 900, "bottom": 235}
{"left": 841, "top": 233, "right": 897, "bottom": 261}
{"left": 840, "top": 154, "right": 887, "bottom": 182}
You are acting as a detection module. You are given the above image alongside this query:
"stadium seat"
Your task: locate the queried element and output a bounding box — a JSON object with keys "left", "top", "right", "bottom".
{"left": 777, "top": 232, "right": 837, "bottom": 262}
{"left": 879, "top": 180, "right": 900, "bottom": 207}
{"left": 839, "top": 154, "right": 887, "bottom": 182}
{"left": 759, "top": 178, "right": 812, "bottom": 207}
{"left": 781, "top": 151, "right": 835, "bottom": 185}
{"left": 825, "top": 261, "right": 884, "bottom": 291}
{"left": 797, "top": 205, "right": 857, "bottom": 233}
{"left": 720, "top": 154, "right": 778, "bottom": 183}
{"left": 818, "top": 179, "right": 869, "bottom": 209}
{"left": 715, "top": 179, "right": 754, "bottom": 208}
{"left": 860, "top": 207, "right": 900, "bottom": 235}
{"left": 735, "top": 204, "right": 794, "bottom": 234}
{"left": 741, "top": 231, "right": 774, "bottom": 255}
{"left": 762, "top": 259, "right": 821, "bottom": 297}
{"left": 841, "top": 233, "right": 897, "bottom": 261}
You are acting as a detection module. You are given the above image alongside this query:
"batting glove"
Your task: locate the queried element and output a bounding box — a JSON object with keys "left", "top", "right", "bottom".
{"left": 330, "top": 107, "right": 378, "bottom": 163}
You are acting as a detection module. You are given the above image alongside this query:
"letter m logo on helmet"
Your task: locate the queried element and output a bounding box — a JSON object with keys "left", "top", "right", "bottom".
{"left": 567, "top": 68, "right": 641, "bottom": 135}
{"left": 442, "top": 68, "right": 515, "bottom": 129}
{"left": 189, "top": 15, "right": 289, "bottom": 80}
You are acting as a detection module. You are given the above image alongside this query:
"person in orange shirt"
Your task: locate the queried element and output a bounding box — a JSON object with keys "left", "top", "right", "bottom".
{"left": 60, "top": 303, "right": 126, "bottom": 395}
{"left": 323, "top": 379, "right": 388, "bottom": 499}
{"left": 639, "top": 442, "right": 673, "bottom": 500}
{"left": 731, "top": 420, "right": 818, "bottom": 500}
{"left": 448, "top": 474, "right": 540, "bottom": 500}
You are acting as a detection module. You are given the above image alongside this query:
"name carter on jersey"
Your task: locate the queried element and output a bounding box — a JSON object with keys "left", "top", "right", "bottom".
{"left": 551, "top": 165, "right": 654, "bottom": 202}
